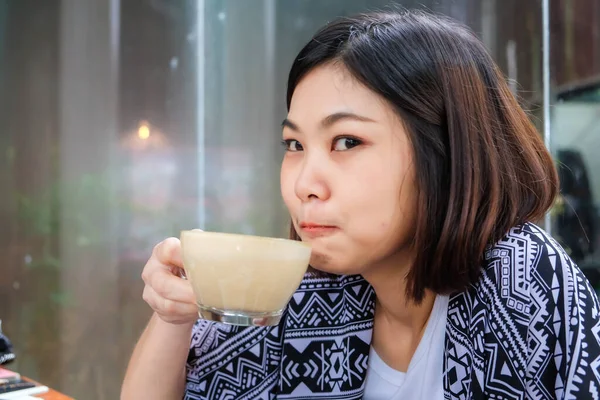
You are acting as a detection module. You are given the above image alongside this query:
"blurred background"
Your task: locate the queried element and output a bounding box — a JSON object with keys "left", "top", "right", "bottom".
{"left": 0, "top": 0, "right": 599, "bottom": 398}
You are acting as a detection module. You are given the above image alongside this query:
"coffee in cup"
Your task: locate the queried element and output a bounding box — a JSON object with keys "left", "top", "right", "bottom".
{"left": 180, "top": 230, "right": 311, "bottom": 326}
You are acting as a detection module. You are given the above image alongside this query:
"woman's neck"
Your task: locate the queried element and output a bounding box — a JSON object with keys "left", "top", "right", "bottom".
{"left": 362, "top": 254, "right": 437, "bottom": 371}
{"left": 362, "top": 254, "right": 436, "bottom": 330}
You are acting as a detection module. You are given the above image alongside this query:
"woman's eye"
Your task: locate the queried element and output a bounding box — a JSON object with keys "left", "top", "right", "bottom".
{"left": 333, "top": 137, "right": 362, "bottom": 151}
{"left": 282, "top": 139, "right": 303, "bottom": 152}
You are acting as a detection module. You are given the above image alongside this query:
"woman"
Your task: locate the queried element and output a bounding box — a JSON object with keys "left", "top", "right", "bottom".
{"left": 121, "top": 10, "right": 600, "bottom": 400}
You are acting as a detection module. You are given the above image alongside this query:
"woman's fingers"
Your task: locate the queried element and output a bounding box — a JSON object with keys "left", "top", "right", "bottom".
{"left": 141, "top": 236, "right": 200, "bottom": 325}
{"left": 153, "top": 237, "right": 183, "bottom": 268}
{"left": 146, "top": 262, "right": 196, "bottom": 304}
{"left": 142, "top": 285, "right": 198, "bottom": 324}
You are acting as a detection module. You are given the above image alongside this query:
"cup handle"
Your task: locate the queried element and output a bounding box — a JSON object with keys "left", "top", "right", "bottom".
{"left": 170, "top": 265, "right": 188, "bottom": 280}
{"left": 177, "top": 268, "right": 188, "bottom": 280}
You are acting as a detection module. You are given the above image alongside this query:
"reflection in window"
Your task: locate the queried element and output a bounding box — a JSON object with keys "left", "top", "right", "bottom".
{"left": 552, "top": 81, "right": 600, "bottom": 292}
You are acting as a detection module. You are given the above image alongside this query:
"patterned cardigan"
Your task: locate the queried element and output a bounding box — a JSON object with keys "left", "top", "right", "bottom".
{"left": 184, "top": 223, "right": 600, "bottom": 399}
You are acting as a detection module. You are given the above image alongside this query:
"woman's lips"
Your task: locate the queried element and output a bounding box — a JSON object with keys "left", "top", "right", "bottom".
{"left": 299, "top": 222, "right": 339, "bottom": 238}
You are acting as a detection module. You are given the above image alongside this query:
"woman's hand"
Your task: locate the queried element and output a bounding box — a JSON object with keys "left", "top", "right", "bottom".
{"left": 141, "top": 237, "right": 198, "bottom": 325}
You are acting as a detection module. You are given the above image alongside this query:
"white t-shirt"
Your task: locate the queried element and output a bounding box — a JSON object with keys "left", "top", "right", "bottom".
{"left": 364, "top": 295, "right": 449, "bottom": 400}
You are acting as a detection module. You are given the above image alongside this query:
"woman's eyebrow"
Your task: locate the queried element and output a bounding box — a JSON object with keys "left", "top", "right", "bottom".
{"left": 320, "top": 112, "right": 376, "bottom": 128}
{"left": 282, "top": 118, "right": 300, "bottom": 131}
{"left": 282, "top": 112, "right": 376, "bottom": 132}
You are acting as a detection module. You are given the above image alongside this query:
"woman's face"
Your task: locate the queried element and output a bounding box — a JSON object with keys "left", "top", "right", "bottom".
{"left": 281, "top": 63, "right": 417, "bottom": 275}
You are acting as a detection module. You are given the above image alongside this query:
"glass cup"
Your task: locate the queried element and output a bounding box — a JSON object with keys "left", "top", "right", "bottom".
{"left": 180, "top": 230, "right": 311, "bottom": 326}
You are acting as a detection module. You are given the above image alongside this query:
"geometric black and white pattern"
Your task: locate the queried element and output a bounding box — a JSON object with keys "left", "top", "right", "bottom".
{"left": 185, "top": 223, "right": 600, "bottom": 399}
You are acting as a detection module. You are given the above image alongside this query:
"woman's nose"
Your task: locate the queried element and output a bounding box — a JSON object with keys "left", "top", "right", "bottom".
{"left": 294, "top": 155, "right": 331, "bottom": 202}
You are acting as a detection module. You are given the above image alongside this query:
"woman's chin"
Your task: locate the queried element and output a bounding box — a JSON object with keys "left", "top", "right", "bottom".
{"left": 308, "top": 253, "right": 363, "bottom": 276}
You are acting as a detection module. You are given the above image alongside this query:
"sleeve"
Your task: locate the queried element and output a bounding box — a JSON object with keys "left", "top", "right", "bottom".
{"left": 186, "top": 319, "right": 219, "bottom": 370}
{"left": 528, "top": 236, "right": 600, "bottom": 400}
{"left": 184, "top": 320, "right": 282, "bottom": 399}
{"left": 184, "top": 320, "right": 232, "bottom": 398}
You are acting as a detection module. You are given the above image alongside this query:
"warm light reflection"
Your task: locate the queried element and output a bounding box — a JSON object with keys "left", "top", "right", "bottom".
{"left": 138, "top": 123, "right": 150, "bottom": 140}
{"left": 121, "top": 120, "right": 168, "bottom": 151}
